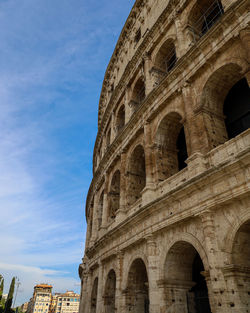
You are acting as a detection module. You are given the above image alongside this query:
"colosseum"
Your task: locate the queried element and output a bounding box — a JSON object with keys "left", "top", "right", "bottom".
{"left": 78, "top": 0, "right": 250, "bottom": 312}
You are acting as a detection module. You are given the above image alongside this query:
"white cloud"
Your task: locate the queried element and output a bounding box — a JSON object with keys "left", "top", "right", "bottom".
{"left": 0, "top": 263, "right": 80, "bottom": 305}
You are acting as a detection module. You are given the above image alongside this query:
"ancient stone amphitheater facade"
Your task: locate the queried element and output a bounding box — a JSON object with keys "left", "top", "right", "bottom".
{"left": 79, "top": 0, "right": 250, "bottom": 312}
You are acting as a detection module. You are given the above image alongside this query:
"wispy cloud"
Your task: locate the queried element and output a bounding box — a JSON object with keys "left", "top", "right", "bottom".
{"left": 0, "top": 0, "right": 134, "bottom": 306}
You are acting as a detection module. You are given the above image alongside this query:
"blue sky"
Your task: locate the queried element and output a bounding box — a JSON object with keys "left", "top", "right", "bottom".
{"left": 0, "top": 0, "right": 134, "bottom": 306}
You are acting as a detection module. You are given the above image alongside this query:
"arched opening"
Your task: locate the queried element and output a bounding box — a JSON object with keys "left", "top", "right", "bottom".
{"left": 223, "top": 78, "right": 250, "bottom": 140}
{"left": 104, "top": 270, "right": 116, "bottom": 313}
{"left": 127, "top": 145, "right": 146, "bottom": 206}
{"left": 130, "top": 78, "right": 146, "bottom": 113}
{"left": 232, "top": 220, "right": 250, "bottom": 267}
{"left": 155, "top": 39, "right": 177, "bottom": 74}
{"left": 164, "top": 241, "right": 211, "bottom": 313}
{"left": 91, "top": 278, "right": 98, "bottom": 313}
{"left": 200, "top": 64, "right": 249, "bottom": 150}
{"left": 229, "top": 220, "right": 250, "bottom": 311}
{"left": 116, "top": 105, "right": 125, "bottom": 134}
{"left": 97, "top": 191, "right": 104, "bottom": 229}
{"left": 126, "top": 259, "right": 149, "bottom": 313}
{"left": 155, "top": 113, "right": 187, "bottom": 182}
{"left": 108, "top": 170, "right": 120, "bottom": 220}
{"left": 188, "top": 0, "right": 224, "bottom": 40}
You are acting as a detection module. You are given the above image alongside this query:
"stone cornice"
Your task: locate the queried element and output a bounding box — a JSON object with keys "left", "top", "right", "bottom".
{"left": 86, "top": 155, "right": 250, "bottom": 264}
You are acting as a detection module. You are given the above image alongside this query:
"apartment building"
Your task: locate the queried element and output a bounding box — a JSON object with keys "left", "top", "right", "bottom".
{"left": 55, "top": 291, "right": 79, "bottom": 313}
{"left": 27, "top": 284, "right": 52, "bottom": 313}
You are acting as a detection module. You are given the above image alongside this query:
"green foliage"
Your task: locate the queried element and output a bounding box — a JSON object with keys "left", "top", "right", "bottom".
{"left": 0, "top": 277, "right": 3, "bottom": 301}
{"left": 3, "top": 277, "right": 15, "bottom": 313}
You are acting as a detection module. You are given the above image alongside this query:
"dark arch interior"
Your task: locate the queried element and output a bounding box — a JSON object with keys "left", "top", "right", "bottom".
{"left": 127, "top": 259, "right": 149, "bottom": 313}
{"left": 155, "top": 113, "right": 188, "bottom": 181}
{"left": 201, "top": 1, "right": 224, "bottom": 35}
{"left": 98, "top": 192, "right": 104, "bottom": 229}
{"left": 223, "top": 78, "right": 250, "bottom": 140}
{"left": 104, "top": 270, "right": 116, "bottom": 313}
{"left": 190, "top": 253, "right": 211, "bottom": 313}
{"left": 165, "top": 242, "right": 211, "bottom": 313}
{"left": 116, "top": 105, "right": 125, "bottom": 133}
{"left": 131, "top": 79, "right": 146, "bottom": 113}
{"left": 91, "top": 278, "right": 98, "bottom": 313}
{"left": 177, "top": 126, "right": 188, "bottom": 171}
{"left": 109, "top": 171, "right": 120, "bottom": 220}
{"left": 127, "top": 146, "right": 146, "bottom": 206}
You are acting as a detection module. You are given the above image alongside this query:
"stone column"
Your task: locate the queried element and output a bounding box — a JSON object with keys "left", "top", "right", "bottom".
{"left": 174, "top": 15, "right": 186, "bottom": 58}
{"left": 101, "top": 173, "right": 109, "bottom": 230}
{"left": 200, "top": 211, "right": 232, "bottom": 313}
{"left": 146, "top": 236, "right": 160, "bottom": 313}
{"left": 181, "top": 83, "right": 212, "bottom": 176}
{"left": 90, "top": 193, "right": 99, "bottom": 244}
{"left": 143, "top": 52, "right": 153, "bottom": 96}
{"left": 125, "top": 86, "right": 132, "bottom": 122}
{"left": 116, "top": 152, "right": 127, "bottom": 222}
{"left": 182, "top": 83, "right": 210, "bottom": 155}
{"left": 79, "top": 262, "right": 90, "bottom": 313}
{"left": 84, "top": 270, "right": 93, "bottom": 313}
{"left": 85, "top": 215, "right": 92, "bottom": 250}
{"left": 116, "top": 252, "right": 125, "bottom": 313}
{"left": 110, "top": 111, "right": 116, "bottom": 143}
{"left": 96, "top": 263, "right": 104, "bottom": 313}
{"left": 142, "top": 122, "right": 156, "bottom": 205}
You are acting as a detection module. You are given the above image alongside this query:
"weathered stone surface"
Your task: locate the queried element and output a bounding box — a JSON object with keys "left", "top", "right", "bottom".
{"left": 79, "top": 0, "right": 250, "bottom": 312}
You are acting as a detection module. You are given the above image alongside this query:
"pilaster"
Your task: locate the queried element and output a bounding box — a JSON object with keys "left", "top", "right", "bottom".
{"left": 100, "top": 173, "right": 109, "bottom": 230}
{"left": 143, "top": 52, "right": 153, "bottom": 96}
{"left": 90, "top": 193, "right": 99, "bottom": 244}
{"left": 142, "top": 122, "right": 156, "bottom": 205}
{"left": 116, "top": 152, "right": 127, "bottom": 222}
{"left": 200, "top": 211, "right": 232, "bottom": 313}
{"left": 146, "top": 236, "right": 160, "bottom": 313}
{"left": 116, "top": 252, "right": 125, "bottom": 313}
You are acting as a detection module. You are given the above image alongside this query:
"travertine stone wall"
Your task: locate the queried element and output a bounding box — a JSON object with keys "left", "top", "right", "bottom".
{"left": 79, "top": 0, "right": 250, "bottom": 312}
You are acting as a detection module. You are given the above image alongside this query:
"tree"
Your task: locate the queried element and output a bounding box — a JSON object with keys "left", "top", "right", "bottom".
{"left": 0, "top": 277, "right": 4, "bottom": 301}
{"left": 4, "top": 277, "right": 15, "bottom": 313}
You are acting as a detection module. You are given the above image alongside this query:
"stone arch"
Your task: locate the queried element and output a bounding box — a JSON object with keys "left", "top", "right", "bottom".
{"left": 163, "top": 240, "right": 212, "bottom": 313}
{"left": 199, "top": 62, "right": 249, "bottom": 148}
{"left": 154, "top": 112, "right": 188, "bottom": 182}
{"left": 125, "top": 258, "right": 149, "bottom": 313}
{"left": 159, "top": 232, "right": 209, "bottom": 281}
{"left": 187, "top": 0, "right": 224, "bottom": 41}
{"left": 130, "top": 77, "right": 146, "bottom": 113}
{"left": 97, "top": 191, "right": 104, "bottom": 229}
{"left": 126, "top": 144, "right": 146, "bottom": 206}
{"left": 124, "top": 251, "right": 149, "bottom": 287}
{"left": 232, "top": 219, "right": 250, "bottom": 267}
{"left": 108, "top": 170, "right": 120, "bottom": 220}
{"left": 115, "top": 104, "right": 125, "bottom": 134}
{"left": 154, "top": 38, "right": 177, "bottom": 73}
{"left": 224, "top": 210, "right": 250, "bottom": 261}
{"left": 90, "top": 277, "right": 98, "bottom": 313}
{"left": 103, "top": 269, "right": 116, "bottom": 313}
